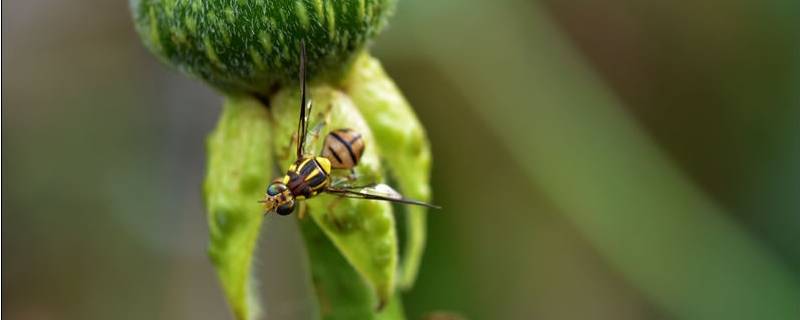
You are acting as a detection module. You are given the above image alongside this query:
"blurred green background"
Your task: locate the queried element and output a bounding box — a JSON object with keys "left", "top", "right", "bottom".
{"left": 3, "top": 0, "right": 799, "bottom": 319}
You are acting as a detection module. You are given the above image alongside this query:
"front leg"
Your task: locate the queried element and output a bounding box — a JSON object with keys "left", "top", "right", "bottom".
{"left": 297, "top": 202, "right": 308, "bottom": 220}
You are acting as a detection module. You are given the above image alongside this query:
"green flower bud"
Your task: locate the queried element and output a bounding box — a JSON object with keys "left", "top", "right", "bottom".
{"left": 130, "top": 0, "right": 397, "bottom": 95}
{"left": 344, "top": 53, "right": 433, "bottom": 289}
{"left": 199, "top": 53, "right": 433, "bottom": 320}
{"left": 270, "top": 84, "right": 398, "bottom": 308}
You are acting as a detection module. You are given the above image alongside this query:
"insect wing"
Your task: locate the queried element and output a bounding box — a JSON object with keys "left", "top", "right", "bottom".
{"left": 296, "top": 40, "right": 312, "bottom": 159}
{"left": 326, "top": 184, "right": 440, "bottom": 209}
{"left": 362, "top": 183, "right": 403, "bottom": 199}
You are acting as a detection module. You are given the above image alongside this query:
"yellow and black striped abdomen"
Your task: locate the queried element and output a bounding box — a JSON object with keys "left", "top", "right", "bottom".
{"left": 322, "top": 128, "right": 365, "bottom": 169}
{"left": 285, "top": 157, "right": 332, "bottom": 199}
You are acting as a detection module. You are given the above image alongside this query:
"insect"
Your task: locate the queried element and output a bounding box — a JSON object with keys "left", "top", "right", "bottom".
{"left": 260, "top": 41, "right": 438, "bottom": 216}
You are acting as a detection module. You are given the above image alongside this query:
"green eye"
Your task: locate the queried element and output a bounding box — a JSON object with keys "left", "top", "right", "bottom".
{"left": 267, "top": 183, "right": 287, "bottom": 196}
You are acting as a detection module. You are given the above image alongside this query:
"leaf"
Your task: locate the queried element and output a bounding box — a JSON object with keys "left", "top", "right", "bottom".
{"left": 204, "top": 95, "right": 272, "bottom": 320}
{"left": 344, "top": 53, "right": 433, "bottom": 289}
{"left": 301, "top": 218, "right": 406, "bottom": 320}
{"left": 270, "top": 85, "right": 398, "bottom": 307}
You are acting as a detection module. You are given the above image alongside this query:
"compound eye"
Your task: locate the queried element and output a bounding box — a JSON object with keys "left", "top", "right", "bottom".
{"left": 276, "top": 201, "right": 295, "bottom": 216}
{"left": 267, "top": 183, "right": 288, "bottom": 196}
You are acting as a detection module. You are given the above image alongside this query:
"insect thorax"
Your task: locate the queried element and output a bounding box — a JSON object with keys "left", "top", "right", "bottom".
{"left": 285, "top": 157, "right": 332, "bottom": 198}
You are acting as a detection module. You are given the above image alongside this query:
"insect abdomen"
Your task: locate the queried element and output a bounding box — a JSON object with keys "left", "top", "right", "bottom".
{"left": 322, "top": 128, "right": 365, "bottom": 169}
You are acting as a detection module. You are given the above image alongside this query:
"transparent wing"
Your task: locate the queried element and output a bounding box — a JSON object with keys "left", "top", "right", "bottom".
{"left": 325, "top": 183, "right": 441, "bottom": 209}
{"left": 296, "top": 40, "right": 312, "bottom": 158}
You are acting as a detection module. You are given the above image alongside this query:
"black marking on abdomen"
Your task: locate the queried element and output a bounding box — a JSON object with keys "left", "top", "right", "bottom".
{"left": 330, "top": 131, "right": 358, "bottom": 164}
{"left": 348, "top": 134, "right": 362, "bottom": 144}
{"left": 328, "top": 146, "right": 344, "bottom": 164}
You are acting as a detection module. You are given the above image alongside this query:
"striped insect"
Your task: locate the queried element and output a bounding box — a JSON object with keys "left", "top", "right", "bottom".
{"left": 260, "top": 41, "right": 438, "bottom": 216}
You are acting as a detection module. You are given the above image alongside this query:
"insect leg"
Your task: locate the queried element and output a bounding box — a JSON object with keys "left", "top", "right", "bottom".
{"left": 297, "top": 201, "right": 308, "bottom": 220}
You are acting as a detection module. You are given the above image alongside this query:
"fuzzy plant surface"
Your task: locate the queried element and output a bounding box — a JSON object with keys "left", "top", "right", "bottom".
{"left": 131, "top": 1, "right": 432, "bottom": 320}
{"left": 131, "top": 0, "right": 397, "bottom": 95}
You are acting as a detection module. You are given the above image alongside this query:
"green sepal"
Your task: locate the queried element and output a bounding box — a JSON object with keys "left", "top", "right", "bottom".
{"left": 344, "top": 53, "right": 433, "bottom": 289}
{"left": 130, "top": 0, "right": 397, "bottom": 95}
{"left": 204, "top": 95, "right": 272, "bottom": 320}
{"left": 301, "top": 218, "right": 406, "bottom": 320}
{"left": 271, "top": 84, "right": 398, "bottom": 307}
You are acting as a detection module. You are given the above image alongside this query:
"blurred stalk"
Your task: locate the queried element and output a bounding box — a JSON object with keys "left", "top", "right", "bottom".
{"left": 394, "top": 0, "right": 800, "bottom": 318}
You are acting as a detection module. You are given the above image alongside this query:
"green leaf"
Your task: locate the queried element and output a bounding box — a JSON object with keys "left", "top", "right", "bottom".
{"left": 344, "top": 53, "right": 432, "bottom": 289}
{"left": 301, "top": 218, "right": 406, "bottom": 320}
{"left": 204, "top": 95, "right": 272, "bottom": 320}
{"left": 130, "top": 0, "right": 398, "bottom": 95}
{"left": 270, "top": 84, "right": 398, "bottom": 307}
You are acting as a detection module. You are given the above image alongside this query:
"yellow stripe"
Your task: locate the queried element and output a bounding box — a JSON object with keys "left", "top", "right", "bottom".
{"left": 293, "top": 158, "right": 310, "bottom": 173}
{"left": 305, "top": 168, "right": 320, "bottom": 181}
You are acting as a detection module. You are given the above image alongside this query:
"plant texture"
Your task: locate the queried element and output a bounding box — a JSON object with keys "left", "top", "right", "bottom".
{"left": 131, "top": 0, "right": 396, "bottom": 95}
{"left": 131, "top": 1, "right": 432, "bottom": 319}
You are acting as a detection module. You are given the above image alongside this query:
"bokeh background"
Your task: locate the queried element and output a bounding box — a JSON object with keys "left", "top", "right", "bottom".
{"left": 3, "top": 0, "right": 799, "bottom": 319}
